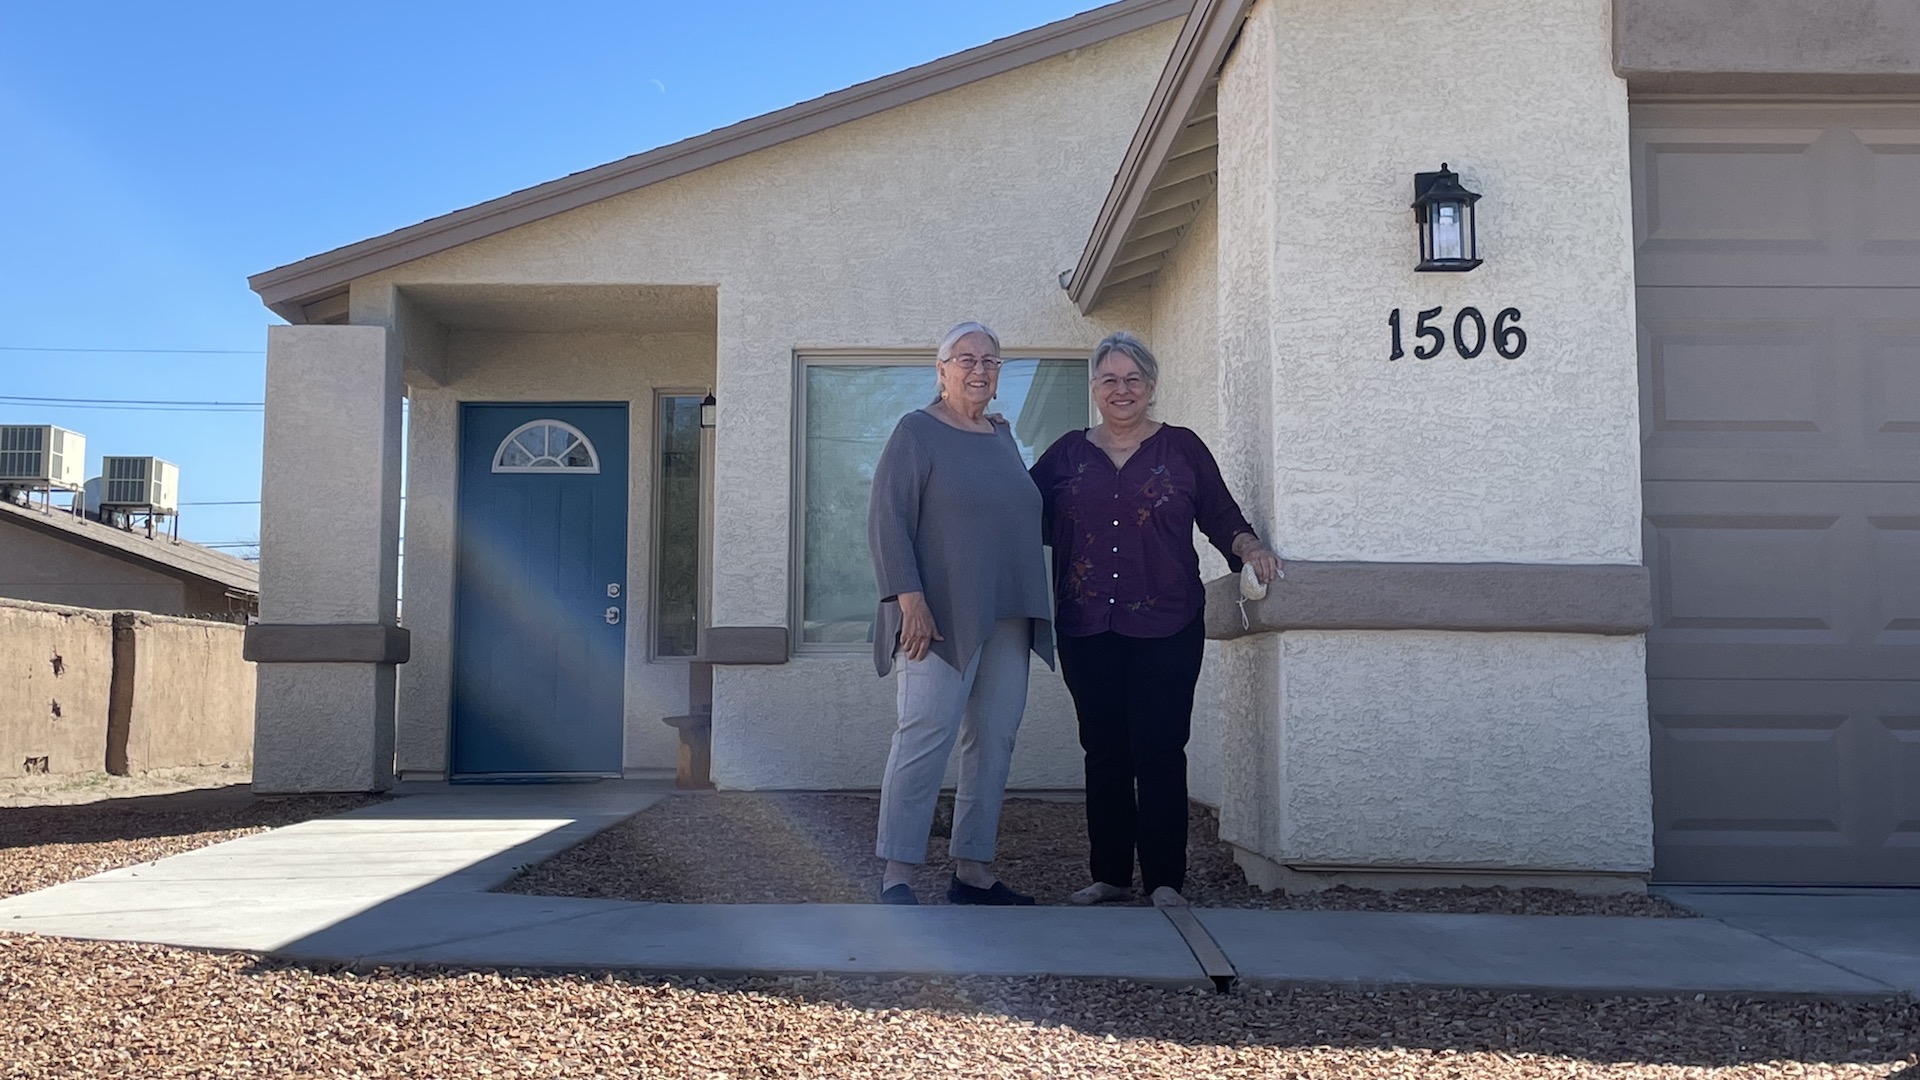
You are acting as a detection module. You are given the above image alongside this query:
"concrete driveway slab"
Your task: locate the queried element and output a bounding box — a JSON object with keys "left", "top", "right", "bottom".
{"left": 1194, "top": 908, "right": 1899, "bottom": 998}
{"left": 1660, "top": 888, "right": 1920, "bottom": 997}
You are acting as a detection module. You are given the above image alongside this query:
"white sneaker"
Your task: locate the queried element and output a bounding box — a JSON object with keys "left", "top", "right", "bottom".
{"left": 1069, "top": 882, "right": 1134, "bottom": 906}
{"left": 1149, "top": 886, "right": 1188, "bottom": 908}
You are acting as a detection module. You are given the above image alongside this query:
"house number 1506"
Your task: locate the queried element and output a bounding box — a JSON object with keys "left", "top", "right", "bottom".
{"left": 1387, "top": 306, "right": 1526, "bottom": 361}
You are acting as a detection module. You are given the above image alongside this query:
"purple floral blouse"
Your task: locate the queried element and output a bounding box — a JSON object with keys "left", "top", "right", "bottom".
{"left": 1029, "top": 425, "right": 1254, "bottom": 639}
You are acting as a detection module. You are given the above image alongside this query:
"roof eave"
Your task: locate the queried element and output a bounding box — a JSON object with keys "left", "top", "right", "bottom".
{"left": 249, "top": 0, "right": 1192, "bottom": 321}
{"left": 1066, "top": 0, "right": 1251, "bottom": 314}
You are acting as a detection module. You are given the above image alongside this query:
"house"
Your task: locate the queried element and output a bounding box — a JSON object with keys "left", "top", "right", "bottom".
{"left": 242, "top": 0, "right": 1919, "bottom": 888}
{"left": 0, "top": 496, "right": 258, "bottom": 618}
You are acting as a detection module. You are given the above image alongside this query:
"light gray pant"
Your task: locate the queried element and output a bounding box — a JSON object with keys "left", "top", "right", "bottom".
{"left": 875, "top": 617, "right": 1032, "bottom": 864}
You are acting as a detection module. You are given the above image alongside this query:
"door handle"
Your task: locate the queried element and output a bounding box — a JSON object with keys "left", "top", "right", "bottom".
{"left": 605, "top": 607, "right": 621, "bottom": 625}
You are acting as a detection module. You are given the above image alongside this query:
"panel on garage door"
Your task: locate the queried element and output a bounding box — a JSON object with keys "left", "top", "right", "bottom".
{"left": 1634, "top": 102, "right": 1920, "bottom": 884}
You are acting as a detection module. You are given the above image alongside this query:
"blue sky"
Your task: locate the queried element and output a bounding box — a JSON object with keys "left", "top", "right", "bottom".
{"left": 0, "top": 0, "right": 1109, "bottom": 552}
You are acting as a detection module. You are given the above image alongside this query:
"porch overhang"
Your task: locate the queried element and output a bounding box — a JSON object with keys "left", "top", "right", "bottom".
{"left": 1065, "top": 0, "right": 1251, "bottom": 314}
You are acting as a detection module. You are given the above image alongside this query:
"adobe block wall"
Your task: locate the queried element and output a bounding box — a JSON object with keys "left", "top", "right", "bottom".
{"left": 0, "top": 598, "right": 113, "bottom": 778}
{"left": 118, "top": 612, "right": 253, "bottom": 773}
{"left": 0, "top": 597, "right": 252, "bottom": 779}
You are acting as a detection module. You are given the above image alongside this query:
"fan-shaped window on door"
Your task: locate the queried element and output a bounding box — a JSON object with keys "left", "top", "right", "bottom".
{"left": 492, "top": 420, "right": 601, "bottom": 473}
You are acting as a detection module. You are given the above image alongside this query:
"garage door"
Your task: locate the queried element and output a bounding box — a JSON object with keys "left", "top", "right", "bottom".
{"left": 1635, "top": 102, "right": 1920, "bottom": 884}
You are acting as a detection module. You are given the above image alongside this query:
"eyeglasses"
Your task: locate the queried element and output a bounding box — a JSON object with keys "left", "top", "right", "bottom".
{"left": 941, "top": 354, "right": 1002, "bottom": 371}
{"left": 1091, "top": 374, "right": 1149, "bottom": 393}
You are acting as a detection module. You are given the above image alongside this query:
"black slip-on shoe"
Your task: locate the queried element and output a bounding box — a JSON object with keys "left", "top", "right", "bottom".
{"left": 878, "top": 883, "right": 919, "bottom": 905}
{"left": 946, "top": 875, "right": 1036, "bottom": 906}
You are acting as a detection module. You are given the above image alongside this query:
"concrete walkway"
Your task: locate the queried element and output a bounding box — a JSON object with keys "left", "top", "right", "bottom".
{"left": 2, "top": 784, "right": 1913, "bottom": 998}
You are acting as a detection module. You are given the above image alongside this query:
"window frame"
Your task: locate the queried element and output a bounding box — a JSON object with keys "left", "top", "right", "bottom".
{"left": 649, "top": 388, "right": 707, "bottom": 663}
{"left": 490, "top": 419, "right": 601, "bottom": 474}
{"left": 789, "top": 347, "right": 1089, "bottom": 656}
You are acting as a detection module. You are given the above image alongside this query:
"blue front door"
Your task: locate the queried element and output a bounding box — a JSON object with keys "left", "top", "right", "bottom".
{"left": 453, "top": 403, "right": 628, "bottom": 776}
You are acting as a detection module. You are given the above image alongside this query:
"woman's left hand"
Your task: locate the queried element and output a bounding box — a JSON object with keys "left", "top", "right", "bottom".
{"left": 1245, "top": 546, "right": 1284, "bottom": 585}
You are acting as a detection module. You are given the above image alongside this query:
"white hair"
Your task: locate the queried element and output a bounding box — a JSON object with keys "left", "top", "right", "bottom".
{"left": 937, "top": 321, "right": 1000, "bottom": 362}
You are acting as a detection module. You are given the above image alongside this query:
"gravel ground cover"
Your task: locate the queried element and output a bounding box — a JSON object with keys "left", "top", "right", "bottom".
{"left": 0, "top": 783, "right": 382, "bottom": 898}
{"left": 502, "top": 792, "right": 1690, "bottom": 916}
{"left": 2, "top": 935, "right": 1912, "bottom": 1079}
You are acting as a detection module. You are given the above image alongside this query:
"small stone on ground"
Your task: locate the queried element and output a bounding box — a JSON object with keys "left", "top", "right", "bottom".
{"left": 2, "top": 936, "right": 1912, "bottom": 1078}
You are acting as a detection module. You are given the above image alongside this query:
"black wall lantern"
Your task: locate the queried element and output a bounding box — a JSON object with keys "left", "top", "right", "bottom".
{"left": 1412, "top": 163, "right": 1482, "bottom": 272}
{"left": 699, "top": 391, "right": 717, "bottom": 429}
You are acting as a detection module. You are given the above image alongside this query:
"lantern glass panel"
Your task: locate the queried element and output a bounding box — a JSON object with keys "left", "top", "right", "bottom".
{"left": 1432, "top": 202, "right": 1466, "bottom": 261}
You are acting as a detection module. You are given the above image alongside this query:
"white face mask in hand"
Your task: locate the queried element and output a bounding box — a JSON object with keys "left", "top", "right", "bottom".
{"left": 1236, "top": 563, "right": 1270, "bottom": 630}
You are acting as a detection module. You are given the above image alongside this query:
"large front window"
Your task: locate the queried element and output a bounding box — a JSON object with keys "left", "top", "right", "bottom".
{"left": 796, "top": 353, "right": 1088, "bottom": 648}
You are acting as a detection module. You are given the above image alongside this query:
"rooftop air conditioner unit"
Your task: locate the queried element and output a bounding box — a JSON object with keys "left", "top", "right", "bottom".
{"left": 100, "top": 456, "right": 180, "bottom": 514}
{"left": 0, "top": 426, "right": 85, "bottom": 489}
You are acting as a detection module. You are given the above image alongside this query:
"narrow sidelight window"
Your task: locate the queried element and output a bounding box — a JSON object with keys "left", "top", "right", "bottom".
{"left": 654, "top": 394, "right": 703, "bottom": 658}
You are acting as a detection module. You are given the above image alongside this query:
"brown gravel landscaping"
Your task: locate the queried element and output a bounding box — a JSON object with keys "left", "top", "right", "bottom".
{"left": 1, "top": 934, "right": 1913, "bottom": 1078}
{"left": 0, "top": 781, "right": 381, "bottom": 898}
{"left": 501, "top": 792, "right": 1692, "bottom": 916}
{"left": 0, "top": 779, "right": 1911, "bottom": 1076}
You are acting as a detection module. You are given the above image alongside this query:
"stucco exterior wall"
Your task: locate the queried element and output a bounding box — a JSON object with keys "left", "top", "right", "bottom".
{"left": 1279, "top": 631, "right": 1652, "bottom": 871}
{"left": 0, "top": 522, "right": 188, "bottom": 615}
{"left": 350, "top": 22, "right": 1177, "bottom": 788}
{"left": 1616, "top": 0, "right": 1920, "bottom": 92}
{"left": 1145, "top": 195, "right": 1229, "bottom": 808}
{"left": 252, "top": 324, "right": 403, "bottom": 793}
{"left": 713, "top": 657, "right": 1083, "bottom": 790}
{"left": 1213, "top": 2, "right": 1285, "bottom": 854}
{"left": 1195, "top": 0, "right": 1652, "bottom": 874}
{"left": 0, "top": 599, "right": 112, "bottom": 777}
{"left": 1259, "top": 0, "right": 1641, "bottom": 566}
{"left": 398, "top": 329, "right": 716, "bottom": 776}
{"left": 122, "top": 613, "right": 253, "bottom": 773}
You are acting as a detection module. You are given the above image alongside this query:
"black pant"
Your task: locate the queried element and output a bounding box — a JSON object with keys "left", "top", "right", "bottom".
{"left": 1056, "top": 614, "right": 1205, "bottom": 894}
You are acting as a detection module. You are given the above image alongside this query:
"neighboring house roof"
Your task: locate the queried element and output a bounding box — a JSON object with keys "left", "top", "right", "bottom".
{"left": 0, "top": 498, "right": 260, "bottom": 597}
{"left": 1066, "top": 0, "right": 1252, "bottom": 313}
{"left": 248, "top": 0, "right": 1191, "bottom": 323}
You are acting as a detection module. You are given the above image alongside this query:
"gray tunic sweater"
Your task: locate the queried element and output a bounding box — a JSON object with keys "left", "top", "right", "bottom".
{"left": 867, "top": 409, "right": 1056, "bottom": 677}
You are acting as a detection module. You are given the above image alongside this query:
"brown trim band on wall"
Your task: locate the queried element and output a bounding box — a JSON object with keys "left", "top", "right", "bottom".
{"left": 702, "top": 626, "right": 790, "bottom": 665}
{"left": 244, "top": 624, "right": 411, "bottom": 664}
{"left": 1204, "top": 563, "right": 1651, "bottom": 642}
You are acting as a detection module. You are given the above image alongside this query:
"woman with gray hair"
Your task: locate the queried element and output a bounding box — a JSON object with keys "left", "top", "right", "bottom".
{"left": 866, "top": 320, "right": 1055, "bottom": 905}
{"left": 1030, "top": 331, "right": 1282, "bottom": 908}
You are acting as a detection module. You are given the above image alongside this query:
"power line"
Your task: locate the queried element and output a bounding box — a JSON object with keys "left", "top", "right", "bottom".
{"left": 180, "top": 500, "right": 261, "bottom": 506}
{"left": 0, "top": 396, "right": 263, "bottom": 414}
{"left": 0, "top": 399, "right": 263, "bottom": 407}
{"left": 0, "top": 346, "right": 263, "bottom": 355}
{"left": 1, "top": 394, "right": 264, "bottom": 406}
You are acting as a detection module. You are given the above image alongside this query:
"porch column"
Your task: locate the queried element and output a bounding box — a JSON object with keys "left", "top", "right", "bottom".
{"left": 1207, "top": 0, "right": 1652, "bottom": 885}
{"left": 245, "top": 324, "right": 406, "bottom": 793}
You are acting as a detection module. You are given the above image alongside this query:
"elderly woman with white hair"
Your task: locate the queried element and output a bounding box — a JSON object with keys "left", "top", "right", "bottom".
{"left": 866, "top": 320, "right": 1055, "bottom": 906}
{"left": 1031, "top": 331, "right": 1282, "bottom": 908}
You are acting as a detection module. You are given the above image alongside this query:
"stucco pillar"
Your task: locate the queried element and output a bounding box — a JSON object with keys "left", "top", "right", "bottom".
{"left": 246, "top": 324, "right": 405, "bottom": 793}
{"left": 1207, "top": 0, "right": 1652, "bottom": 882}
